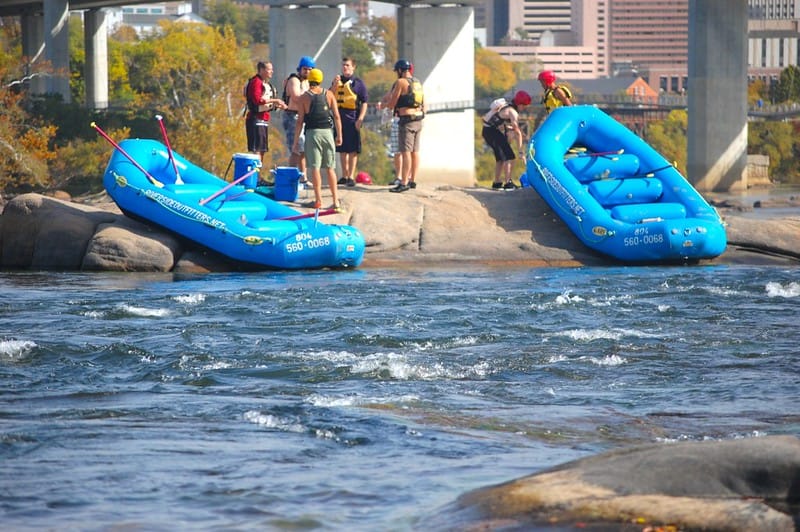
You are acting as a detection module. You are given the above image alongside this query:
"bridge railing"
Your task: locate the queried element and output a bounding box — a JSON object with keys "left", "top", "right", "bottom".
{"left": 360, "top": 94, "right": 800, "bottom": 121}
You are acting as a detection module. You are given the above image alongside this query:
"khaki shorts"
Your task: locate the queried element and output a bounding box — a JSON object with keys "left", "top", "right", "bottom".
{"left": 304, "top": 128, "right": 336, "bottom": 169}
{"left": 398, "top": 117, "right": 423, "bottom": 153}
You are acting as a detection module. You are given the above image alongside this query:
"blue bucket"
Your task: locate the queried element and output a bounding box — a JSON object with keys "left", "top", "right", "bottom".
{"left": 271, "top": 166, "right": 303, "bottom": 202}
{"left": 232, "top": 153, "right": 261, "bottom": 189}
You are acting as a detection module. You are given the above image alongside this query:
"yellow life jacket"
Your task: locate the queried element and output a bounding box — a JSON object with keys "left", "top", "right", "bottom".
{"left": 542, "top": 85, "right": 573, "bottom": 113}
{"left": 336, "top": 79, "right": 358, "bottom": 110}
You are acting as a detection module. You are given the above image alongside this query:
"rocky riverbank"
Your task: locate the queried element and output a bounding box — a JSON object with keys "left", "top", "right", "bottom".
{"left": 1, "top": 184, "right": 799, "bottom": 271}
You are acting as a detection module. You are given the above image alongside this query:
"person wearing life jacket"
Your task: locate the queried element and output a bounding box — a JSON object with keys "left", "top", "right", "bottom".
{"left": 283, "top": 55, "right": 315, "bottom": 176}
{"left": 538, "top": 70, "right": 573, "bottom": 113}
{"left": 481, "top": 90, "right": 532, "bottom": 190}
{"left": 382, "top": 58, "right": 425, "bottom": 193}
{"left": 292, "top": 68, "right": 343, "bottom": 211}
{"left": 244, "top": 61, "right": 287, "bottom": 164}
{"left": 330, "top": 57, "right": 369, "bottom": 188}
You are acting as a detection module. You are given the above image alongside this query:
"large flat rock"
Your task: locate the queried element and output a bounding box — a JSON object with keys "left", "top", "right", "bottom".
{"left": 1, "top": 185, "right": 798, "bottom": 271}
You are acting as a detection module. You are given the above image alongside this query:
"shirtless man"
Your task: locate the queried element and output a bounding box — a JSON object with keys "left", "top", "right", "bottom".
{"left": 282, "top": 55, "right": 314, "bottom": 177}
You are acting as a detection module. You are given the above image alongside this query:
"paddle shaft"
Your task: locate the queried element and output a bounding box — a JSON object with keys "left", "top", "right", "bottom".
{"left": 277, "top": 209, "right": 338, "bottom": 221}
{"left": 198, "top": 168, "right": 259, "bottom": 206}
{"left": 155, "top": 115, "right": 183, "bottom": 184}
{"left": 91, "top": 122, "right": 163, "bottom": 188}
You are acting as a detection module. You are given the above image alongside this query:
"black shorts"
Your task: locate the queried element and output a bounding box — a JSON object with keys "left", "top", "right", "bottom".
{"left": 246, "top": 117, "right": 269, "bottom": 153}
{"left": 482, "top": 126, "right": 515, "bottom": 162}
{"left": 336, "top": 119, "right": 361, "bottom": 154}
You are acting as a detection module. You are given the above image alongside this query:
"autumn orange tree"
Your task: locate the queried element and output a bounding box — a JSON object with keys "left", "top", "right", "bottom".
{"left": 0, "top": 22, "right": 58, "bottom": 193}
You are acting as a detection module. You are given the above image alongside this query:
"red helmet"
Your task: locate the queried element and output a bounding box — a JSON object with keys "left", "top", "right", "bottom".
{"left": 513, "top": 90, "right": 532, "bottom": 106}
{"left": 356, "top": 171, "right": 372, "bottom": 185}
{"left": 538, "top": 70, "right": 556, "bottom": 85}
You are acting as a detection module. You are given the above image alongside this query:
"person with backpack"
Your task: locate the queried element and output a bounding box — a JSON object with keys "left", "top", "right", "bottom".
{"left": 382, "top": 59, "right": 424, "bottom": 193}
{"left": 481, "top": 90, "right": 532, "bottom": 190}
{"left": 291, "top": 68, "right": 343, "bottom": 211}
{"left": 244, "top": 61, "right": 286, "bottom": 163}
{"left": 538, "top": 70, "right": 573, "bottom": 113}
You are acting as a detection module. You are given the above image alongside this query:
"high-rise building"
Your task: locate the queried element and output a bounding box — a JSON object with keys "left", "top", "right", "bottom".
{"left": 748, "top": 0, "right": 800, "bottom": 18}
{"left": 608, "top": 0, "right": 689, "bottom": 92}
{"left": 486, "top": 0, "right": 573, "bottom": 45}
{"left": 748, "top": 0, "right": 800, "bottom": 82}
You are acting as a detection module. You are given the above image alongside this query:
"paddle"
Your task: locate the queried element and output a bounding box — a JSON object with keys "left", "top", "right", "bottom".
{"left": 277, "top": 208, "right": 338, "bottom": 221}
{"left": 636, "top": 163, "right": 676, "bottom": 177}
{"left": 91, "top": 122, "right": 164, "bottom": 188}
{"left": 155, "top": 114, "right": 184, "bottom": 184}
{"left": 198, "top": 167, "right": 260, "bottom": 206}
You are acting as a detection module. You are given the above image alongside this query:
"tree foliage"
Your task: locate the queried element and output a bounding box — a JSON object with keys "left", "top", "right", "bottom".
{"left": 748, "top": 120, "right": 800, "bottom": 182}
{"left": 342, "top": 35, "right": 376, "bottom": 75}
{"left": 475, "top": 45, "right": 517, "bottom": 99}
{"left": 771, "top": 65, "right": 800, "bottom": 103}
{"left": 646, "top": 110, "right": 688, "bottom": 175}
{"left": 0, "top": 23, "right": 58, "bottom": 192}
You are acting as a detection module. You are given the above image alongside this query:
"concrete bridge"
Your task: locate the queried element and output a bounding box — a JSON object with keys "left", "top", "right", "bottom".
{"left": 1, "top": 0, "right": 748, "bottom": 192}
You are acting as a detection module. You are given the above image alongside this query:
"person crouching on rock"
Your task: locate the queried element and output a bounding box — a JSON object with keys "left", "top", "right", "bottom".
{"left": 481, "top": 90, "right": 532, "bottom": 190}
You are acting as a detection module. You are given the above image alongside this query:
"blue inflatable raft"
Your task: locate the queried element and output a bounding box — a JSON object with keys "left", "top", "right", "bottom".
{"left": 525, "top": 106, "right": 727, "bottom": 262}
{"left": 102, "top": 138, "right": 365, "bottom": 270}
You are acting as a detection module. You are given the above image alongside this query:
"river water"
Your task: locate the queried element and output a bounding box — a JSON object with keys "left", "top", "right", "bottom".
{"left": 1, "top": 265, "right": 798, "bottom": 530}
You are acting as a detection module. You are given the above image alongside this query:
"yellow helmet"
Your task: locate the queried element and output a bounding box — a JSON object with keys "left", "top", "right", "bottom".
{"left": 308, "top": 68, "right": 323, "bottom": 85}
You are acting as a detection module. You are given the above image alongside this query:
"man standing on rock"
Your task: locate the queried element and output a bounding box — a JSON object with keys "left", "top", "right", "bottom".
{"left": 244, "top": 61, "right": 287, "bottom": 164}
{"left": 382, "top": 59, "right": 424, "bottom": 193}
{"left": 331, "top": 57, "right": 369, "bottom": 188}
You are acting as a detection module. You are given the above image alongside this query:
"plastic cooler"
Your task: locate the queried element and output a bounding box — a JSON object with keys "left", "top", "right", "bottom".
{"left": 271, "top": 166, "right": 303, "bottom": 202}
{"left": 232, "top": 153, "right": 261, "bottom": 189}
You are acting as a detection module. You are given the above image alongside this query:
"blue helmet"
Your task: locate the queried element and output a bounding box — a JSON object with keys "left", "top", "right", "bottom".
{"left": 297, "top": 55, "right": 316, "bottom": 71}
{"left": 394, "top": 59, "right": 411, "bottom": 72}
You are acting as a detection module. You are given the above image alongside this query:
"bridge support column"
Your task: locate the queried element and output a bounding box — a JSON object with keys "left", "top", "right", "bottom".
{"left": 398, "top": 6, "right": 475, "bottom": 186}
{"left": 43, "top": 0, "right": 71, "bottom": 103}
{"left": 84, "top": 9, "right": 109, "bottom": 110}
{"left": 687, "top": 0, "right": 748, "bottom": 192}
{"left": 21, "top": 13, "right": 45, "bottom": 95}
{"left": 269, "top": 6, "right": 342, "bottom": 94}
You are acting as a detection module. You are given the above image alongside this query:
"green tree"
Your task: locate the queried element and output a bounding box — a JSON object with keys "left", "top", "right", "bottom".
{"left": 773, "top": 65, "right": 800, "bottom": 103}
{"left": 748, "top": 120, "right": 800, "bottom": 182}
{"left": 646, "top": 109, "right": 688, "bottom": 174}
{"left": 242, "top": 6, "right": 270, "bottom": 44}
{"left": 342, "top": 35, "right": 376, "bottom": 75}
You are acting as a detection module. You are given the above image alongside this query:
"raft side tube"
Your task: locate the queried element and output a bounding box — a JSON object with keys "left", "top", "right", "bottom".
{"left": 588, "top": 178, "right": 663, "bottom": 207}
{"left": 611, "top": 202, "right": 687, "bottom": 223}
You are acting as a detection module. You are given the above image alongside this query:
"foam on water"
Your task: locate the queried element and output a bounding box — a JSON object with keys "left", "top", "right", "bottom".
{"left": 0, "top": 338, "right": 36, "bottom": 360}
{"left": 766, "top": 281, "right": 800, "bottom": 298}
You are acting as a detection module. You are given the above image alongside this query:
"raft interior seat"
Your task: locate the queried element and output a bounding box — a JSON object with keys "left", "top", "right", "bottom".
{"left": 610, "top": 202, "right": 687, "bottom": 223}
{"left": 565, "top": 153, "right": 641, "bottom": 184}
{"left": 588, "top": 177, "right": 664, "bottom": 207}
